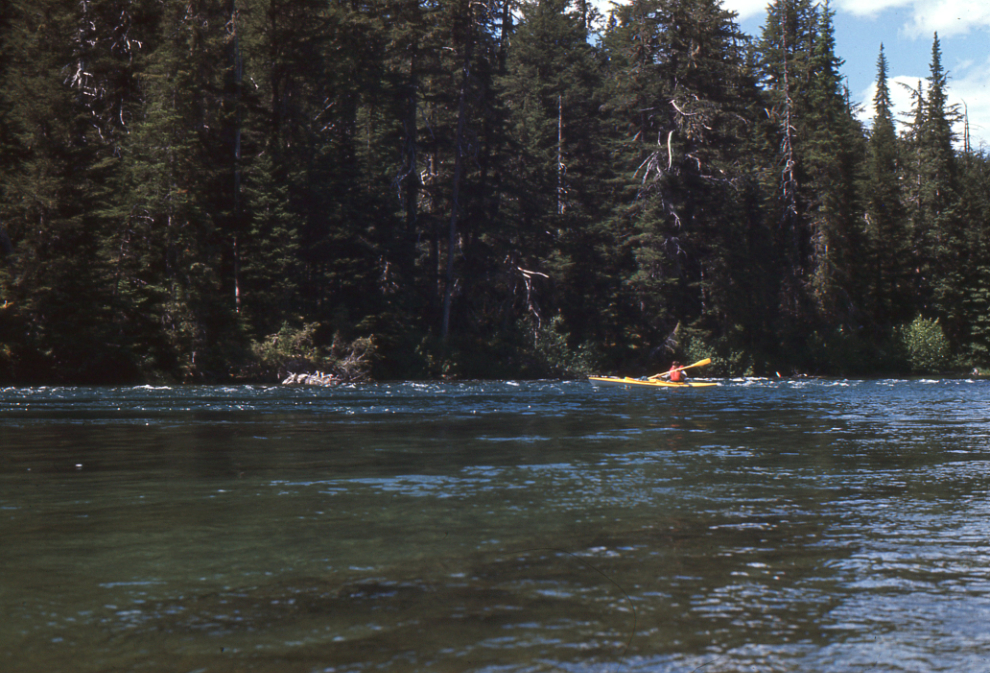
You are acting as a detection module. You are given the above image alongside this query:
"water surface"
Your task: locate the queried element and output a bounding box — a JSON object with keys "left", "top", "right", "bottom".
{"left": 2, "top": 379, "right": 990, "bottom": 672}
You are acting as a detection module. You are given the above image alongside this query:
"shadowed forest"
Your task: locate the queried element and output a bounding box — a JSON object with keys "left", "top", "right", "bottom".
{"left": 1, "top": 0, "right": 989, "bottom": 384}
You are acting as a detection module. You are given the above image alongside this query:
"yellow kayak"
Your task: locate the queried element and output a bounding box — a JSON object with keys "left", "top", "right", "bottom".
{"left": 588, "top": 376, "right": 718, "bottom": 389}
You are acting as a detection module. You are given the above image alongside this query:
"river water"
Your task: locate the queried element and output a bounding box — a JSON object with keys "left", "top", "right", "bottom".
{"left": 1, "top": 379, "right": 989, "bottom": 672}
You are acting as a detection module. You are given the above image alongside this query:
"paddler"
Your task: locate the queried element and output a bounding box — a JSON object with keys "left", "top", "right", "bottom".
{"left": 667, "top": 361, "right": 687, "bottom": 383}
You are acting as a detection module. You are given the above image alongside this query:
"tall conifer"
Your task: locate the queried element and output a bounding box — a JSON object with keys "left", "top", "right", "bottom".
{"left": 0, "top": 0, "right": 126, "bottom": 381}
{"left": 755, "top": 0, "right": 866, "bottom": 364}
{"left": 913, "top": 34, "right": 963, "bottom": 342}
{"left": 602, "top": 0, "right": 760, "bottom": 366}
{"left": 498, "top": 0, "right": 610, "bottom": 346}
{"left": 864, "top": 45, "right": 910, "bottom": 328}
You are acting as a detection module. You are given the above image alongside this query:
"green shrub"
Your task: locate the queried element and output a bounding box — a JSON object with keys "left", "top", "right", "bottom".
{"left": 682, "top": 333, "right": 751, "bottom": 377}
{"left": 532, "top": 315, "right": 598, "bottom": 378}
{"left": 898, "top": 316, "right": 951, "bottom": 374}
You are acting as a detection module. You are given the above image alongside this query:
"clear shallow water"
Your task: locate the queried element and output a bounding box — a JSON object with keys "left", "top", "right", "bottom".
{"left": 2, "top": 379, "right": 990, "bottom": 672}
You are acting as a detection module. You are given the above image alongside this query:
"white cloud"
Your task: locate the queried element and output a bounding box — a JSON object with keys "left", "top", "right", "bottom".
{"left": 720, "top": 0, "right": 772, "bottom": 21}
{"left": 727, "top": 0, "right": 990, "bottom": 39}
{"left": 599, "top": 0, "right": 771, "bottom": 21}
{"left": 857, "top": 66, "right": 990, "bottom": 149}
{"left": 949, "top": 56, "right": 990, "bottom": 148}
{"left": 723, "top": 0, "right": 915, "bottom": 23}
{"left": 833, "top": 0, "right": 914, "bottom": 19}
{"left": 831, "top": 0, "right": 990, "bottom": 38}
{"left": 903, "top": 0, "right": 990, "bottom": 38}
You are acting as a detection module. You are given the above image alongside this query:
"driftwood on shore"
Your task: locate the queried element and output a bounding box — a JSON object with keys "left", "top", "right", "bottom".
{"left": 278, "top": 336, "right": 374, "bottom": 386}
{"left": 281, "top": 371, "right": 342, "bottom": 386}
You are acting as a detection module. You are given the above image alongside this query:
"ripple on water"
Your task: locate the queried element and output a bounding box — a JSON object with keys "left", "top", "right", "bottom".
{"left": 4, "top": 380, "right": 990, "bottom": 672}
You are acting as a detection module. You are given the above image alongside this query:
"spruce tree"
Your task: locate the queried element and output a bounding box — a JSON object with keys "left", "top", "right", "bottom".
{"left": 754, "top": 0, "right": 867, "bottom": 368}
{"left": 753, "top": 0, "right": 817, "bottom": 341}
{"left": 863, "top": 45, "right": 910, "bottom": 329}
{"left": 959, "top": 148, "right": 990, "bottom": 366}
{"left": 802, "top": 1, "right": 864, "bottom": 323}
{"left": 601, "top": 0, "right": 761, "bottom": 367}
{"left": 498, "top": 0, "right": 610, "bottom": 349}
{"left": 113, "top": 0, "right": 242, "bottom": 379}
{"left": 0, "top": 0, "right": 131, "bottom": 381}
{"left": 911, "top": 34, "right": 963, "bottom": 343}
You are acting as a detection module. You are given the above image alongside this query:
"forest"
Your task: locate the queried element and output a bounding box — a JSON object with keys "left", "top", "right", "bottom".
{"left": 1, "top": 0, "right": 989, "bottom": 384}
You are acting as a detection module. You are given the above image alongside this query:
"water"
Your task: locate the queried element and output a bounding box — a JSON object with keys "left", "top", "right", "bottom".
{"left": 2, "top": 379, "right": 990, "bottom": 672}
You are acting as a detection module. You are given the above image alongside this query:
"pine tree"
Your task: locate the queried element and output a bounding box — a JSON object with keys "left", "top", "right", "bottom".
{"left": 237, "top": 150, "right": 303, "bottom": 336}
{"left": 286, "top": 0, "right": 424, "bottom": 349}
{"left": 234, "top": 0, "right": 327, "bottom": 336}
{"left": 389, "top": 0, "right": 508, "bottom": 347}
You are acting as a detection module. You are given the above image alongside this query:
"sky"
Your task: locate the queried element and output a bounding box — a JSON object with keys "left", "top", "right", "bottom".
{"left": 596, "top": 0, "right": 990, "bottom": 149}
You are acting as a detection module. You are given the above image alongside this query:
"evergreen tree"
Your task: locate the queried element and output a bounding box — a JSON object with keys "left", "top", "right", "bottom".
{"left": 236, "top": 0, "right": 329, "bottom": 336}
{"left": 754, "top": 0, "right": 867, "bottom": 366}
{"left": 237, "top": 150, "right": 303, "bottom": 336}
{"left": 801, "top": 1, "right": 864, "bottom": 323}
{"left": 0, "top": 0, "right": 132, "bottom": 381}
{"left": 1, "top": 0, "right": 981, "bottom": 381}
{"left": 601, "top": 0, "right": 761, "bottom": 368}
{"left": 401, "top": 0, "right": 508, "bottom": 348}
{"left": 498, "top": 0, "right": 610, "bottom": 349}
{"left": 863, "top": 45, "right": 910, "bottom": 329}
{"left": 294, "top": 0, "right": 422, "bottom": 350}
{"left": 959, "top": 148, "right": 990, "bottom": 366}
{"left": 753, "top": 0, "right": 817, "bottom": 338}
{"left": 906, "top": 34, "right": 964, "bottom": 342}
{"left": 112, "top": 0, "right": 242, "bottom": 379}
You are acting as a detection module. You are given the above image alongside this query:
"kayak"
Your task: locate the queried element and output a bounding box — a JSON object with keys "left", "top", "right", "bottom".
{"left": 588, "top": 376, "right": 718, "bottom": 389}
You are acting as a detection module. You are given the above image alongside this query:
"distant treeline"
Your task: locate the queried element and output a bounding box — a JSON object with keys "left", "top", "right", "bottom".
{"left": 1, "top": 0, "right": 988, "bottom": 384}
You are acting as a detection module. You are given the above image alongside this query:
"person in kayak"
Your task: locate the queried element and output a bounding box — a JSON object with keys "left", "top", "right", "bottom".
{"left": 668, "top": 361, "right": 687, "bottom": 383}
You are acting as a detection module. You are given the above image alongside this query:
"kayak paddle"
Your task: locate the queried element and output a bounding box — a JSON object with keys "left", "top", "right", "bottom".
{"left": 649, "top": 357, "right": 711, "bottom": 380}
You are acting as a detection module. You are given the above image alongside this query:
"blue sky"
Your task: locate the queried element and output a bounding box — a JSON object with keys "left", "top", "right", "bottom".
{"left": 595, "top": 0, "right": 990, "bottom": 148}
